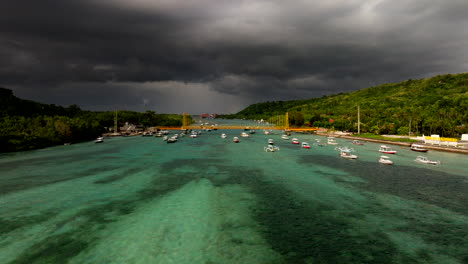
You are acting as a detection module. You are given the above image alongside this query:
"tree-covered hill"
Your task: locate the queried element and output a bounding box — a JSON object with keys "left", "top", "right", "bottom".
{"left": 219, "top": 73, "right": 468, "bottom": 137}
{"left": 0, "top": 88, "right": 185, "bottom": 152}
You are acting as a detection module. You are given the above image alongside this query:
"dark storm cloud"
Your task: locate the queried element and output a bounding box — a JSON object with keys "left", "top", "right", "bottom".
{"left": 1, "top": 0, "right": 467, "bottom": 113}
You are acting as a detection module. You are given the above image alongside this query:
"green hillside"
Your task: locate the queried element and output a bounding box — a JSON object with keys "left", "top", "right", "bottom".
{"left": 0, "top": 88, "right": 185, "bottom": 152}
{"left": 220, "top": 73, "right": 468, "bottom": 137}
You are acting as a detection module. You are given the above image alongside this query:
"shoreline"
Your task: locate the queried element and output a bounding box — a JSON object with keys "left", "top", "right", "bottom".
{"left": 316, "top": 133, "right": 468, "bottom": 155}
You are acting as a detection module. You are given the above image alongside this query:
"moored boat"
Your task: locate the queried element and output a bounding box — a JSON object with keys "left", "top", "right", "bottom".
{"left": 352, "top": 140, "right": 364, "bottom": 145}
{"left": 240, "top": 132, "right": 250, "bottom": 137}
{"left": 415, "top": 156, "right": 440, "bottom": 165}
{"left": 339, "top": 151, "right": 358, "bottom": 159}
{"left": 301, "top": 142, "right": 310, "bottom": 149}
{"left": 268, "top": 139, "right": 274, "bottom": 145}
{"left": 378, "top": 155, "right": 393, "bottom": 165}
{"left": 281, "top": 134, "right": 289, "bottom": 140}
{"left": 167, "top": 136, "right": 177, "bottom": 143}
{"left": 327, "top": 137, "right": 338, "bottom": 145}
{"left": 95, "top": 137, "right": 104, "bottom": 143}
{"left": 221, "top": 133, "right": 227, "bottom": 139}
{"left": 336, "top": 146, "right": 357, "bottom": 159}
{"left": 233, "top": 137, "right": 239, "bottom": 143}
{"left": 410, "top": 144, "right": 428, "bottom": 152}
{"left": 264, "top": 145, "right": 280, "bottom": 152}
{"left": 291, "top": 138, "right": 300, "bottom": 144}
{"left": 379, "top": 145, "right": 397, "bottom": 154}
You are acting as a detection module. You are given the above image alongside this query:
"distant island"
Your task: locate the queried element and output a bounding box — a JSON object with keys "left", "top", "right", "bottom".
{"left": 219, "top": 73, "right": 468, "bottom": 138}
{"left": 0, "top": 88, "right": 186, "bottom": 152}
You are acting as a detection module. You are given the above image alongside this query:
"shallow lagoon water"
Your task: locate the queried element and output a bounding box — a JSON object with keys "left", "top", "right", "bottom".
{"left": 0, "top": 121, "right": 467, "bottom": 264}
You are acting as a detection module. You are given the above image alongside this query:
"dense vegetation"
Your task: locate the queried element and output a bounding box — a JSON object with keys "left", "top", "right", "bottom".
{"left": 0, "top": 88, "right": 185, "bottom": 152}
{"left": 219, "top": 73, "right": 468, "bottom": 137}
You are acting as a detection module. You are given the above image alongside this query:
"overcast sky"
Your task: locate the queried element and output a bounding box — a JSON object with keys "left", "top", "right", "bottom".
{"left": 1, "top": 0, "right": 467, "bottom": 114}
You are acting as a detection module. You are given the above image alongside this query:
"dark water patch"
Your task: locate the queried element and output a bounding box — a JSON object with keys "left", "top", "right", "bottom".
{"left": 298, "top": 153, "right": 468, "bottom": 215}
{"left": 0, "top": 147, "right": 119, "bottom": 171}
{"left": 246, "top": 180, "right": 400, "bottom": 262}
{"left": 159, "top": 157, "right": 222, "bottom": 172}
{"left": 0, "top": 211, "right": 58, "bottom": 235}
{"left": 395, "top": 215, "right": 468, "bottom": 260}
{"left": 193, "top": 161, "right": 468, "bottom": 264}
{"left": 0, "top": 165, "right": 120, "bottom": 195}
{"left": 211, "top": 165, "right": 406, "bottom": 263}
{"left": 93, "top": 167, "right": 146, "bottom": 184}
{"left": 8, "top": 232, "right": 89, "bottom": 264}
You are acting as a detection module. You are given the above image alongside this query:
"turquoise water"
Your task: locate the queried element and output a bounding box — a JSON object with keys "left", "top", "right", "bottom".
{"left": 1, "top": 120, "right": 467, "bottom": 264}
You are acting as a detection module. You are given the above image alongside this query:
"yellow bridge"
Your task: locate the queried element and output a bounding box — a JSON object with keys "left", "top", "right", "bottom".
{"left": 155, "top": 112, "right": 318, "bottom": 131}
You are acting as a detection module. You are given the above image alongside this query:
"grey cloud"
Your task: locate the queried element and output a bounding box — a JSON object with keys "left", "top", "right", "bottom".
{"left": 1, "top": 0, "right": 467, "bottom": 112}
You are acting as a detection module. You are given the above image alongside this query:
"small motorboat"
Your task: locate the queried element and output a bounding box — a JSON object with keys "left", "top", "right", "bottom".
{"left": 249, "top": 129, "right": 256, "bottom": 134}
{"left": 162, "top": 136, "right": 168, "bottom": 141}
{"left": 410, "top": 144, "right": 428, "bottom": 152}
{"left": 240, "top": 132, "right": 250, "bottom": 137}
{"left": 264, "top": 145, "right": 280, "bottom": 152}
{"left": 313, "top": 139, "right": 326, "bottom": 147}
{"left": 336, "top": 146, "right": 357, "bottom": 159}
{"left": 339, "top": 151, "right": 358, "bottom": 159}
{"left": 291, "top": 138, "right": 300, "bottom": 144}
{"left": 167, "top": 137, "right": 177, "bottom": 143}
{"left": 378, "top": 156, "right": 393, "bottom": 165}
{"left": 301, "top": 142, "right": 310, "bottom": 149}
{"left": 327, "top": 137, "right": 338, "bottom": 145}
{"left": 189, "top": 131, "right": 198, "bottom": 138}
{"left": 268, "top": 139, "right": 274, "bottom": 145}
{"left": 379, "top": 145, "right": 397, "bottom": 154}
{"left": 415, "top": 156, "right": 440, "bottom": 165}
{"left": 95, "top": 137, "right": 104, "bottom": 143}
{"left": 281, "top": 135, "right": 289, "bottom": 140}
{"left": 233, "top": 137, "right": 239, "bottom": 143}
{"left": 221, "top": 133, "right": 227, "bottom": 139}
{"left": 352, "top": 140, "right": 364, "bottom": 145}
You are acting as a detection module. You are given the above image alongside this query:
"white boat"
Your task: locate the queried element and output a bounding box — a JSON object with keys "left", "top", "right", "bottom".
{"left": 335, "top": 146, "right": 355, "bottom": 152}
{"left": 415, "top": 156, "right": 440, "bottom": 165}
{"left": 162, "top": 136, "right": 168, "bottom": 141}
{"left": 281, "top": 135, "right": 289, "bottom": 140}
{"left": 313, "top": 139, "right": 326, "bottom": 147}
{"left": 249, "top": 129, "right": 256, "bottom": 134}
{"left": 240, "top": 132, "right": 250, "bottom": 137}
{"left": 339, "top": 151, "right": 358, "bottom": 159}
{"left": 221, "top": 133, "right": 227, "bottom": 139}
{"left": 263, "top": 130, "right": 272, "bottom": 135}
{"left": 268, "top": 139, "right": 274, "bottom": 145}
{"left": 327, "top": 137, "right": 338, "bottom": 145}
{"left": 410, "top": 144, "right": 428, "bottom": 152}
{"left": 301, "top": 142, "right": 310, "bottom": 149}
{"left": 379, "top": 145, "right": 397, "bottom": 154}
{"left": 142, "top": 132, "right": 153, "bottom": 137}
{"left": 167, "top": 136, "right": 177, "bottom": 143}
{"left": 378, "top": 156, "right": 393, "bottom": 165}
{"left": 233, "top": 137, "right": 239, "bottom": 143}
{"left": 95, "top": 137, "right": 104, "bottom": 143}
{"left": 264, "top": 145, "right": 280, "bottom": 152}
{"left": 352, "top": 140, "right": 364, "bottom": 145}
{"left": 189, "top": 134, "right": 197, "bottom": 138}
{"left": 336, "top": 146, "right": 357, "bottom": 159}
{"left": 291, "top": 138, "right": 300, "bottom": 144}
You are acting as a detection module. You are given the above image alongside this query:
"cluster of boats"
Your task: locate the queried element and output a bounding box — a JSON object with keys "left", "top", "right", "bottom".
{"left": 331, "top": 143, "right": 440, "bottom": 165}
{"left": 95, "top": 130, "right": 442, "bottom": 166}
